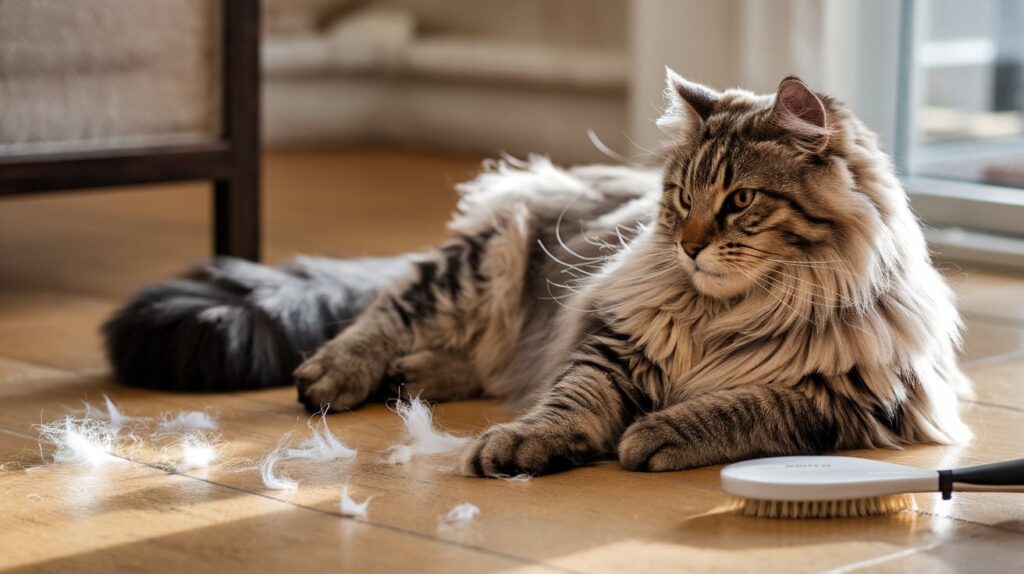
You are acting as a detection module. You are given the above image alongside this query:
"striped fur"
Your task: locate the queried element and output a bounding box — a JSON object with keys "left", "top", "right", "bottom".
{"left": 295, "top": 73, "right": 969, "bottom": 476}
{"left": 109, "top": 71, "right": 970, "bottom": 475}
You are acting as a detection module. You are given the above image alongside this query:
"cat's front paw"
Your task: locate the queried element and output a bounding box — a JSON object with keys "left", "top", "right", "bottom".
{"left": 618, "top": 414, "right": 692, "bottom": 472}
{"left": 294, "top": 347, "right": 381, "bottom": 412}
{"left": 459, "top": 423, "right": 578, "bottom": 477}
{"left": 387, "top": 351, "right": 480, "bottom": 401}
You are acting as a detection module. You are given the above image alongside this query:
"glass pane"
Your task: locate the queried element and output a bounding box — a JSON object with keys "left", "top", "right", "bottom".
{"left": 910, "top": 0, "right": 1024, "bottom": 188}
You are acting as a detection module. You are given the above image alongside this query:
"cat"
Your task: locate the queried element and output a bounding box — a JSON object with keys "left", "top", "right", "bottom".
{"left": 104, "top": 70, "right": 971, "bottom": 477}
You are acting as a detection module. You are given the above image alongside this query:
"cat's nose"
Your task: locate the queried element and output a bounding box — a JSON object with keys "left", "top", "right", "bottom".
{"left": 681, "top": 241, "right": 708, "bottom": 259}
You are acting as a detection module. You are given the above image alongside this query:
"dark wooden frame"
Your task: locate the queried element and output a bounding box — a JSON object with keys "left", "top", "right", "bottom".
{"left": 0, "top": 0, "right": 261, "bottom": 260}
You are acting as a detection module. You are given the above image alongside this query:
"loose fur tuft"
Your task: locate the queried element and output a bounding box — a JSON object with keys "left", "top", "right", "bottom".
{"left": 157, "top": 410, "right": 219, "bottom": 433}
{"left": 286, "top": 416, "right": 357, "bottom": 461}
{"left": 35, "top": 417, "right": 118, "bottom": 466}
{"left": 174, "top": 433, "right": 218, "bottom": 472}
{"left": 386, "top": 397, "right": 469, "bottom": 464}
{"left": 259, "top": 434, "right": 299, "bottom": 490}
{"left": 439, "top": 502, "right": 481, "bottom": 525}
{"left": 83, "top": 395, "right": 142, "bottom": 431}
{"left": 340, "top": 483, "right": 373, "bottom": 518}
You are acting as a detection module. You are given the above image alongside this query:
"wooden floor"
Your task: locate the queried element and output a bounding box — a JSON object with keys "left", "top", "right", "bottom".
{"left": 1, "top": 148, "right": 1023, "bottom": 573}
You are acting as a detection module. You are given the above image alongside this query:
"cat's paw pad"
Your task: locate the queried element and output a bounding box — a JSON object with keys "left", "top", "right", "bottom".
{"left": 618, "top": 415, "right": 688, "bottom": 472}
{"left": 459, "top": 423, "right": 573, "bottom": 477}
{"left": 294, "top": 350, "right": 375, "bottom": 412}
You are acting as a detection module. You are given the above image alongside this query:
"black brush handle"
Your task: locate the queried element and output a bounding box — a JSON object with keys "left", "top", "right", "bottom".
{"left": 937, "top": 459, "right": 1024, "bottom": 499}
{"left": 951, "top": 458, "right": 1024, "bottom": 485}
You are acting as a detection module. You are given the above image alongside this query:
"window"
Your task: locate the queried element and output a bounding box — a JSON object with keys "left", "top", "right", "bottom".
{"left": 900, "top": 0, "right": 1024, "bottom": 267}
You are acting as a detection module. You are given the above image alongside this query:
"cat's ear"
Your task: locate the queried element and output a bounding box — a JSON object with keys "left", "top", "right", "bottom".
{"left": 658, "top": 67, "right": 720, "bottom": 138}
{"left": 769, "top": 76, "right": 829, "bottom": 153}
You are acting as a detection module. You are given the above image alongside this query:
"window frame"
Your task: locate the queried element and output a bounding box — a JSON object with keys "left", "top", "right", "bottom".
{"left": 889, "top": 0, "right": 1024, "bottom": 268}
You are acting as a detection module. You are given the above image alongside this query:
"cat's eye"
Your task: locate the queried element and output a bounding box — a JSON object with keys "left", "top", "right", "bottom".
{"left": 728, "top": 189, "right": 756, "bottom": 211}
{"left": 679, "top": 188, "right": 692, "bottom": 209}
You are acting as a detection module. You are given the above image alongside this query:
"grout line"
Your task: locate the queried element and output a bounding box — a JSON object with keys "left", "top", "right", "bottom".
{"left": 147, "top": 451, "right": 1019, "bottom": 574}
{"left": 961, "top": 349, "right": 1024, "bottom": 414}
{"left": 960, "top": 398, "right": 1024, "bottom": 414}
{"left": 4, "top": 421, "right": 582, "bottom": 574}
{"left": 819, "top": 542, "right": 945, "bottom": 574}
{"left": 0, "top": 427, "right": 36, "bottom": 441}
{"left": 911, "top": 509, "right": 1024, "bottom": 535}
{"left": 962, "top": 349, "right": 1024, "bottom": 370}
{"left": 819, "top": 520, "right": 1016, "bottom": 574}
{"left": 157, "top": 470, "right": 584, "bottom": 574}
{"left": 961, "top": 310, "right": 1024, "bottom": 330}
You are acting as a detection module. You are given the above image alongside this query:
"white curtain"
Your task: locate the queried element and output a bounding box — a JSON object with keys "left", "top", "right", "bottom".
{"left": 629, "top": 0, "right": 903, "bottom": 155}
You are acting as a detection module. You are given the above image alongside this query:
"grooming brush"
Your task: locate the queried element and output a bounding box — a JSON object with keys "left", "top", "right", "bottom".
{"left": 720, "top": 456, "right": 1024, "bottom": 519}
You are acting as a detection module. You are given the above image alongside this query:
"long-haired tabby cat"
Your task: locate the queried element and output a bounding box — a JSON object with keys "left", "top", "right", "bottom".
{"left": 105, "top": 70, "right": 971, "bottom": 476}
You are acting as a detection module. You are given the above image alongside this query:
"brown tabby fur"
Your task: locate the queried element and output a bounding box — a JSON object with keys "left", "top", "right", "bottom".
{"left": 292, "top": 71, "right": 970, "bottom": 476}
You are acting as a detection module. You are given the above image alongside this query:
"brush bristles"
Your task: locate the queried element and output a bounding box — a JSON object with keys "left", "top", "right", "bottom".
{"left": 726, "top": 494, "right": 917, "bottom": 519}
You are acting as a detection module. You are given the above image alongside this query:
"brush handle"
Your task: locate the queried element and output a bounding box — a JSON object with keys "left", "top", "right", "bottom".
{"left": 939, "top": 459, "right": 1024, "bottom": 498}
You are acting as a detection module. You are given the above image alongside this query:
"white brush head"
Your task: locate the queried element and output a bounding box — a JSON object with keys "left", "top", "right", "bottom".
{"left": 721, "top": 456, "right": 938, "bottom": 501}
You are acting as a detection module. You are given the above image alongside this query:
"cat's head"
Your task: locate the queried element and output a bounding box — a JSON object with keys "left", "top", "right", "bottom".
{"left": 656, "top": 69, "right": 901, "bottom": 302}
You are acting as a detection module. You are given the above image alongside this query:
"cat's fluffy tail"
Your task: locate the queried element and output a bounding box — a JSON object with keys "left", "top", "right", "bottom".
{"left": 103, "top": 256, "right": 410, "bottom": 392}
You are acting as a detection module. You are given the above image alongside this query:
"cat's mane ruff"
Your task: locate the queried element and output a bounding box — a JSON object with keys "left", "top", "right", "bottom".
{"left": 448, "top": 100, "right": 970, "bottom": 451}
